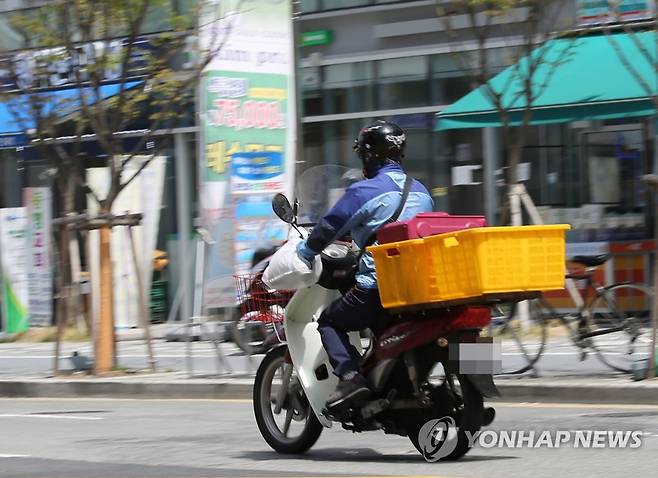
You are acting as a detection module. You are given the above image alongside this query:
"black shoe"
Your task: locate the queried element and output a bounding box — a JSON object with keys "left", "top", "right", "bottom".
{"left": 326, "top": 373, "right": 371, "bottom": 412}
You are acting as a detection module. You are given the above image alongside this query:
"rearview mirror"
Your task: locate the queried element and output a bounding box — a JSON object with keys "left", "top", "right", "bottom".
{"left": 272, "top": 193, "right": 295, "bottom": 224}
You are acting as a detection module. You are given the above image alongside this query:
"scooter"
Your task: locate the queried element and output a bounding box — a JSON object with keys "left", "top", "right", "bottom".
{"left": 252, "top": 190, "right": 500, "bottom": 461}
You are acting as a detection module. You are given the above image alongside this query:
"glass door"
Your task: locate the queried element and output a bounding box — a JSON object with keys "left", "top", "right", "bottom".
{"left": 579, "top": 125, "right": 648, "bottom": 241}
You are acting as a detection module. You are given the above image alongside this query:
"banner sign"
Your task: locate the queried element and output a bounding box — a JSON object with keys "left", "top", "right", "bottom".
{"left": 87, "top": 156, "right": 165, "bottom": 328}
{"left": 578, "top": 1, "right": 655, "bottom": 25}
{"left": 200, "top": 0, "right": 296, "bottom": 306}
{"left": 0, "top": 208, "right": 29, "bottom": 333}
{"left": 23, "top": 188, "right": 53, "bottom": 327}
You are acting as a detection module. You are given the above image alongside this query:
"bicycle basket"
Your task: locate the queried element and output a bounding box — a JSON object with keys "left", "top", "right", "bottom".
{"left": 233, "top": 273, "right": 294, "bottom": 324}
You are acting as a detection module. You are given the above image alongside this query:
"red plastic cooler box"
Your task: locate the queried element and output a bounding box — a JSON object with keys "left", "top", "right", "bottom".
{"left": 376, "top": 212, "right": 487, "bottom": 244}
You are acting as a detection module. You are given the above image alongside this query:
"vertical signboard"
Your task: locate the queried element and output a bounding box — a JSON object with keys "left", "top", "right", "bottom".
{"left": 201, "top": 0, "right": 296, "bottom": 306}
{"left": 23, "top": 188, "right": 53, "bottom": 327}
{"left": 87, "top": 156, "right": 165, "bottom": 328}
{"left": 0, "top": 208, "right": 29, "bottom": 333}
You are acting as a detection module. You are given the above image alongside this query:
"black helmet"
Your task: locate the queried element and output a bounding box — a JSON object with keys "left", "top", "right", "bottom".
{"left": 353, "top": 120, "right": 406, "bottom": 173}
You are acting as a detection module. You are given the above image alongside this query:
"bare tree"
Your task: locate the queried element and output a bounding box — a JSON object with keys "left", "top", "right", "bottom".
{"left": 600, "top": 0, "right": 658, "bottom": 108}
{"left": 436, "top": 0, "right": 578, "bottom": 222}
{"left": 0, "top": 0, "right": 236, "bottom": 372}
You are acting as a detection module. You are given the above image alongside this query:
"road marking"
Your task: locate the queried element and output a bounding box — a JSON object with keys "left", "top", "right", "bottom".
{"left": 0, "top": 413, "right": 103, "bottom": 420}
{"left": 0, "top": 454, "right": 30, "bottom": 458}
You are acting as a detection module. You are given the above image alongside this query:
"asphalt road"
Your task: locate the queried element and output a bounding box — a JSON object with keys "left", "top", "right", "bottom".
{"left": 0, "top": 398, "right": 656, "bottom": 478}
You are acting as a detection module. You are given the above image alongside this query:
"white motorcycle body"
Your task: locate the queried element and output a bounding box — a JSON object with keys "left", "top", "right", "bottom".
{"left": 262, "top": 236, "right": 362, "bottom": 428}
{"left": 284, "top": 284, "right": 362, "bottom": 428}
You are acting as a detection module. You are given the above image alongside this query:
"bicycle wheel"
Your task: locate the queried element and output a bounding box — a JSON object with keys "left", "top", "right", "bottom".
{"left": 489, "top": 299, "right": 548, "bottom": 374}
{"left": 587, "top": 283, "right": 653, "bottom": 373}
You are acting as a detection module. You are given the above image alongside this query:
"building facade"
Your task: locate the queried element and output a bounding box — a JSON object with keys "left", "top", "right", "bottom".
{"left": 0, "top": 0, "right": 199, "bottom": 330}
{"left": 0, "top": 0, "right": 655, "bottom": 329}
{"left": 298, "top": 0, "right": 655, "bottom": 289}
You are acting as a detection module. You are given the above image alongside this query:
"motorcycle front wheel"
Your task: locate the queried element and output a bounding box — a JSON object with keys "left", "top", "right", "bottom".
{"left": 253, "top": 345, "right": 323, "bottom": 454}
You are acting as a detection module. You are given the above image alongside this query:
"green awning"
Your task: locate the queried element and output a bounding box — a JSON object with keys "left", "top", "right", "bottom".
{"left": 436, "top": 32, "right": 657, "bottom": 131}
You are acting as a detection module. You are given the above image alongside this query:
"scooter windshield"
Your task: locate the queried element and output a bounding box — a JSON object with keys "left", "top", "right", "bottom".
{"left": 295, "top": 165, "right": 363, "bottom": 224}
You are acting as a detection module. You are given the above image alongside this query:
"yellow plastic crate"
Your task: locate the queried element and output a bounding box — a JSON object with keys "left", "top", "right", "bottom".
{"left": 367, "top": 239, "right": 435, "bottom": 309}
{"left": 369, "top": 225, "right": 570, "bottom": 309}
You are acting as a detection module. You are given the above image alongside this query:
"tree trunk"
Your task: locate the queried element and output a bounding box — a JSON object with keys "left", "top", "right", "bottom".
{"left": 501, "top": 138, "right": 524, "bottom": 225}
{"left": 506, "top": 144, "right": 521, "bottom": 187}
{"left": 95, "top": 224, "right": 115, "bottom": 374}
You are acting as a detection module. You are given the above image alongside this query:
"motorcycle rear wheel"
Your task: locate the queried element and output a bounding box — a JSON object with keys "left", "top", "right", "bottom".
{"left": 407, "top": 374, "right": 483, "bottom": 461}
{"left": 253, "top": 345, "right": 323, "bottom": 454}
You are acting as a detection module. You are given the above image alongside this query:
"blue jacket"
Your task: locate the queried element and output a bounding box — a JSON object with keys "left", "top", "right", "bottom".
{"left": 298, "top": 163, "right": 434, "bottom": 289}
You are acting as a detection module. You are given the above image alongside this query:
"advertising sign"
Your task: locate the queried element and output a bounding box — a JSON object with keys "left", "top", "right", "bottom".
{"left": 578, "top": 0, "right": 655, "bottom": 25}
{"left": 0, "top": 208, "right": 29, "bottom": 333}
{"left": 87, "top": 156, "right": 165, "bottom": 328}
{"left": 200, "top": 0, "right": 296, "bottom": 306}
{"left": 23, "top": 188, "right": 53, "bottom": 327}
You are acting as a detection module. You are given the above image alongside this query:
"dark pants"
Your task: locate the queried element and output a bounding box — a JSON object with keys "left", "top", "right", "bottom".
{"left": 317, "top": 286, "right": 384, "bottom": 378}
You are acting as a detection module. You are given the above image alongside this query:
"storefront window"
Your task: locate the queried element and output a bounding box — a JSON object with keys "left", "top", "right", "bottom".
{"left": 400, "top": 129, "right": 431, "bottom": 187}
{"left": 302, "top": 123, "right": 324, "bottom": 171}
{"left": 323, "top": 62, "right": 374, "bottom": 114}
{"left": 322, "top": 0, "right": 369, "bottom": 9}
{"left": 302, "top": 119, "right": 372, "bottom": 171}
{"left": 431, "top": 53, "right": 474, "bottom": 105}
{"left": 300, "top": 0, "right": 321, "bottom": 13}
{"left": 300, "top": 0, "right": 417, "bottom": 11}
{"left": 578, "top": 127, "right": 648, "bottom": 241}
{"left": 515, "top": 124, "right": 650, "bottom": 243}
{"left": 377, "top": 56, "right": 429, "bottom": 110}
{"left": 301, "top": 66, "right": 323, "bottom": 116}
{"left": 521, "top": 125, "right": 567, "bottom": 207}
{"left": 522, "top": 145, "right": 566, "bottom": 206}
{"left": 324, "top": 120, "right": 364, "bottom": 169}
{"left": 431, "top": 48, "right": 515, "bottom": 105}
{"left": 438, "top": 128, "right": 484, "bottom": 215}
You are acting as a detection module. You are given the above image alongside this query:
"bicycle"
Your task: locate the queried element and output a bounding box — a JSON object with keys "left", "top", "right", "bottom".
{"left": 490, "top": 254, "right": 653, "bottom": 374}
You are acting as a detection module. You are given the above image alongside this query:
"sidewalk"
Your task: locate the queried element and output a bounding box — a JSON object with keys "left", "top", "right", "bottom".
{"left": 1, "top": 337, "right": 657, "bottom": 404}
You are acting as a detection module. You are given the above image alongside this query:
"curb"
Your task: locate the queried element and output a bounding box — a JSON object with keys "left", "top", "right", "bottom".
{"left": 0, "top": 379, "right": 254, "bottom": 400}
{"left": 2, "top": 378, "right": 658, "bottom": 404}
{"left": 493, "top": 381, "right": 658, "bottom": 405}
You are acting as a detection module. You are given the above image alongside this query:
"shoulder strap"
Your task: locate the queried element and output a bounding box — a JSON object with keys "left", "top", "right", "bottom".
{"left": 360, "top": 175, "right": 414, "bottom": 254}
{"left": 388, "top": 175, "right": 413, "bottom": 225}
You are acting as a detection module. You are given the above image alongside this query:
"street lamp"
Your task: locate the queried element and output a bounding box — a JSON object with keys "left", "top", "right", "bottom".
{"left": 641, "top": 174, "right": 658, "bottom": 379}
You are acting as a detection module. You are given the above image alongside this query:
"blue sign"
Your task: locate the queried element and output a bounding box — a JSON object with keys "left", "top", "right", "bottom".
{"left": 0, "top": 134, "right": 27, "bottom": 149}
{"left": 231, "top": 151, "right": 284, "bottom": 181}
